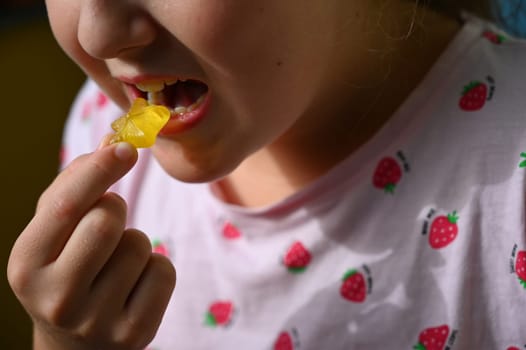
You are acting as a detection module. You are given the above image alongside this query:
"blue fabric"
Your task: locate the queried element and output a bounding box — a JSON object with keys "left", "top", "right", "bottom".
{"left": 492, "top": 0, "right": 526, "bottom": 37}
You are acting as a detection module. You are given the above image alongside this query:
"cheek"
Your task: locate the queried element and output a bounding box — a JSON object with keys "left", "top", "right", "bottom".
{"left": 46, "top": 1, "right": 81, "bottom": 61}
{"left": 46, "top": 0, "right": 128, "bottom": 107}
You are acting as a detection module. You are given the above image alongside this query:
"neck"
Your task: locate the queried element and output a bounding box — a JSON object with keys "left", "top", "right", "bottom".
{"left": 215, "top": 4, "right": 462, "bottom": 208}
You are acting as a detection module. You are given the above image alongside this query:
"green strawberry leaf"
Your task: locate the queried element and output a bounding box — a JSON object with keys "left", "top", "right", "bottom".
{"left": 288, "top": 266, "right": 307, "bottom": 274}
{"left": 462, "top": 81, "right": 481, "bottom": 95}
{"left": 384, "top": 183, "right": 396, "bottom": 194}
{"left": 519, "top": 153, "right": 526, "bottom": 168}
{"left": 342, "top": 269, "right": 358, "bottom": 281}
{"left": 447, "top": 211, "right": 459, "bottom": 224}
{"left": 413, "top": 343, "right": 426, "bottom": 350}
{"left": 519, "top": 278, "right": 526, "bottom": 289}
{"left": 204, "top": 312, "right": 217, "bottom": 327}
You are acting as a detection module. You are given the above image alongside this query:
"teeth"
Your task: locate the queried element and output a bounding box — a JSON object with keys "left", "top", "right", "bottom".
{"left": 173, "top": 106, "right": 187, "bottom": 114}
{"left": 136, "top": 81, "right": 165, "bottom": 92}
{"left": 136, "top": 79, "right": 207, "bottom": 115}
{"left": 136, "top": 78, "right": 186, "bottom": 92}
{"left": 147, "top": 91, "right": 164, "bottom": 105}
{"left": 172, "top": 94, "right": 206, "bottom": 115}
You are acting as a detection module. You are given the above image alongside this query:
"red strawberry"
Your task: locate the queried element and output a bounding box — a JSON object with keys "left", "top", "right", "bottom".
{"left": 283, "top": 241, "right": 312, "bottom": 273}
{"left": 96, "top": 91, "right": 109, "bottom": 108}
{"left": 204, "top": 301, "right": 234, "bottom": 327}
{"left": 413, "top": 325, "right": 450, "bottom": 350}
{"left": 507, "top": 347, "right": 521, "bottom": 350}
{"left": 273, "top": 331, "right": 294, "bottom": 350}
{"left": 151, "top": 239, "right": 169, "bottom": 257}
{"left": 373, "top": 157, "right": 402, "bottom": 193}
{"left": 429, "top": 211, "right": 459, "bottom": 249}
{"left": 340, "top": 269, "right": 366, "bottom": 303}
{"left": 516, "top": 250, "right": 526, "bottom": 289}
{"left": 483, "top": 30, "right": 506, "bottom": 44}
{"left": 81, "top": 102, "right": 92, "bottom": 121}
{"left": 459, "top": 81, "right": 487, "bottom": 111}
{"left": 222, "top": 222, "right": 242, "bottom": 239}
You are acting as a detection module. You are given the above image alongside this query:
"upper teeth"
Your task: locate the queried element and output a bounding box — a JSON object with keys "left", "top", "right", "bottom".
{"left": 135, "top": 79, "right": 181, "bottom": 93}
{"left": 134, "top": 79, "right": 206, "bottom": 114}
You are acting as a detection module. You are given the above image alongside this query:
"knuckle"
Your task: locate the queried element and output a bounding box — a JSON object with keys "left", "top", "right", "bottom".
{"left": 75, "top": 317, "right": 103, "bottom": 341}
{"left": 116, "top": 316, "right": 156, "bottom": 349}
{"left": 49, "top": 195, "right": 79, "bottom": 221}
{"left": 150, "top": 255, "right": 177, "bottom": 288}
{"left": 101, "top": 192, "right": 128, "bottom": 218}
{"left": 85, "top": 210, "right": 122, "bottom": 240}
{"left": 83, "top": 197, "right": 128, "bottom": 238}
{"left": 41, "top": 292, "right": 77, "bottom": 328}
{"left": 122, "top": 229, "right": 152, "bottom": 261}
{"left": 6, "top": 259, "right": 32, "bottom": 298}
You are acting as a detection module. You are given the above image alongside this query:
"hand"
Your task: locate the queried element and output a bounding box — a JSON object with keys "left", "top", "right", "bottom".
{"left": 7, "top": 142, "right": 176, "bottom": 350}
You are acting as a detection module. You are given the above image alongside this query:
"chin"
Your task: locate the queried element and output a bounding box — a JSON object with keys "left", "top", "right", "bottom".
{"left": 151, "top": 141, "right": 243, "bottom": 184}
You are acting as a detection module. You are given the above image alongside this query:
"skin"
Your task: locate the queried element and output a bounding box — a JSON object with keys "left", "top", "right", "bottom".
{"left": 8, "top": 0, "right": 461, "bottom": 348}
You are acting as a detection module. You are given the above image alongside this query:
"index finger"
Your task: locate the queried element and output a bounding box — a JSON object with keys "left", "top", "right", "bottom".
{"left": 16, "top": 142, "right": 138, "bottom": 267}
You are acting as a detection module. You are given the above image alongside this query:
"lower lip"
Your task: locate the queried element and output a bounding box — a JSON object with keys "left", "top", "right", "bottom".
{"left": 158, "top": 91, "right": 212, "bottom": 136}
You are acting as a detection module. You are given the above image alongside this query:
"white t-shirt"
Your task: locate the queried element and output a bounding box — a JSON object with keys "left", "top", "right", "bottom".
{"left": 61, "top": 15, "right": 526, "bottom": 350}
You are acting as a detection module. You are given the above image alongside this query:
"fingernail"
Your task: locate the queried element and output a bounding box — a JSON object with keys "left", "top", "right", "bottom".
{"left": 97, "top": 134, "right": 113, "bottom": 150}
{"left": 114, "top": 142, "right": 135, "bottom": 160}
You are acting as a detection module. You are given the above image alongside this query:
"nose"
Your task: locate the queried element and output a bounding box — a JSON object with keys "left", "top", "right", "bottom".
{"left": 77, "top": 1, "right": 157, "bottom": 59}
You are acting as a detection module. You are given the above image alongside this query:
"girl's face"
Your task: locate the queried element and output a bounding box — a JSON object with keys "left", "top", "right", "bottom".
{"left": 45, "top": 0, "right": 371, "bottom": 182}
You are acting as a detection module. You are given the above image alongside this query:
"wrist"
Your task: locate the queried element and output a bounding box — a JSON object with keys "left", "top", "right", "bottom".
{"left": 33, "top": 325, "right": 88, "bottom": 350}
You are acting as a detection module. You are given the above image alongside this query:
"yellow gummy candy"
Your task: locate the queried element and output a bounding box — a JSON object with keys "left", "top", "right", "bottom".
{"left": 110, "top": 98, "right": 170, "bottom": 148}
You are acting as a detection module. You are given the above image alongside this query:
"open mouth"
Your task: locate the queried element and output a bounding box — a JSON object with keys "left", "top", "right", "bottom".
{"left": 134, "top": 79, "right": 209, "bottom": 115}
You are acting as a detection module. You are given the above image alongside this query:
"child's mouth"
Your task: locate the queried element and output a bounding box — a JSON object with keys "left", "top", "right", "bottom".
{"left": 128, "top": 78, "right": 211, "bottom": 135}
{"left": 136, "top": 79, "right": 208, "bottom": 113}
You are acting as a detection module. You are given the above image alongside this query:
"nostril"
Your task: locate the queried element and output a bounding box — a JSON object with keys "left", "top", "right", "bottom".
{"left": 77, "top": 3, "right": 156, "bottom": 59}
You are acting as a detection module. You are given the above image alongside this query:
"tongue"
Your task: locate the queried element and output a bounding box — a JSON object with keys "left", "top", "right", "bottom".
{"left": 172, "top": 83, "right": 193, "bottom": 107}
{"left": 167, "top": 80, "right": 208, "bottom": 108}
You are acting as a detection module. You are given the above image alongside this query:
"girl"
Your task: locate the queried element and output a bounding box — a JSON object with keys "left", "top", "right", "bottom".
{"left": 8, "top": 0, "right": 526, "bottom": 349}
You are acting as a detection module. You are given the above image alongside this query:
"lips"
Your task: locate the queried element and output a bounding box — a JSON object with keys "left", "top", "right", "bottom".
{"left": 122, "top": 77, "right": 211, "bottom": 136}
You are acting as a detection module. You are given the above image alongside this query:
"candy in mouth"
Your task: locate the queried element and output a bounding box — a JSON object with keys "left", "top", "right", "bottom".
{"left": 136, "top": 79, "right": 209, "bottom": 115}
{"left": 109, "top": 98, "right": 170, "bottom": 148}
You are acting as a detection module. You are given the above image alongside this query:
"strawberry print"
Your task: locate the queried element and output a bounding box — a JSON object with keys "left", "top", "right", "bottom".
{"left": 283, "top": 241, "right": 312, "bottom": 273}
{"left": 429, "top": 211, "right": 459, "bottom": 249}
{"left": 519, "top": 152, "right": 526, "bottom": 168}
{"left": 151, "top": 239, "right": 169, "bottom": 257}
{"left": 81, "top": 102, "right": 92, "bottom": 121}
{"left": 96, "top": 91, "right": 109, "bottom": 108}
{"left": 483, "top": 30, "right": 506, "bottom": 44}
{"left": 222, "top": 221, "right": 242, "bottom": 239}
{"left": 507, "top": 347, "right": 521, "bottom": 350}
{"left": 274, "top": 328, "right": 299, "bottom": 350}
{"left": 340, "top": 269, "right": 366, "bottom": 303}
{"left": 204, "top": 301, "right": 234, "bottom": 327}
{"left": 274, "top": 331, "right": 294, "bottom": 350}
{"left": 414, "top": 325, "right": 450, "bottom": 350}
{"left": 459, "top": 81, "right": 487, "bottom": 111}
{"left": 373, "top": 157, "right": 402, "bottom": 193}
{"left": 516, "top": 250, "right": 526, "bottom": 289}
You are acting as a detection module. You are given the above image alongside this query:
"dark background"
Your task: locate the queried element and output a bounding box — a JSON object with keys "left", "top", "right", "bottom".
{"left": 0, "top": 3, "right": 85, "bottom": 348}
